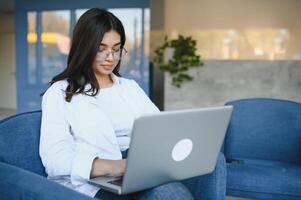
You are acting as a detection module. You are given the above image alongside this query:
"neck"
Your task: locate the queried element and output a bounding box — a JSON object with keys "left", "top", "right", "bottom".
{"left": 96, "top": 74, "right": 113, "bottom": 88}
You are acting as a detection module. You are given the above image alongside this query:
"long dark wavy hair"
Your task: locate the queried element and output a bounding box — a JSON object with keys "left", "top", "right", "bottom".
{"left": 50, "top": 8, "right": 126, "bottom": 102}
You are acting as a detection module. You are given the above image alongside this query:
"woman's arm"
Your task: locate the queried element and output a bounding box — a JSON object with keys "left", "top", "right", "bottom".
{"left": 40, "top": 83, "right": 76, "bottom": 177}
{"left": 90, "top": 158, "right": 126, "bottom": 178}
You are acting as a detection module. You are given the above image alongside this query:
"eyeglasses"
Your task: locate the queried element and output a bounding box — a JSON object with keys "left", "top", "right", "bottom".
{"left": 96, "top": 48, "right": 127, "bottom": 61}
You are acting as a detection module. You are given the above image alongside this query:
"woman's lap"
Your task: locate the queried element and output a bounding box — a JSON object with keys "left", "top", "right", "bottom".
{"left": 94, "top": 181, "right": 193, "bottom": 200}
{"left": 94, "top": 150, "right": 198, "bottom": 200}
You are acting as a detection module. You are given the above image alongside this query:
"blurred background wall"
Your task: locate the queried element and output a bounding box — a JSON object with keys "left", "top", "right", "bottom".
{"left": 150, "top": 0, "right": 301, "bottom": 110}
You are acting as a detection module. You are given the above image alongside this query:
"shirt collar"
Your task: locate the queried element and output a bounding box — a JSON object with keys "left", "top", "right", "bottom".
{"left": 110, "top": 73, "right": 121, "bottom": 86}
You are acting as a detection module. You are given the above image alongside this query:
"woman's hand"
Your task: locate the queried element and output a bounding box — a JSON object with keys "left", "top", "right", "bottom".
{"left": 106, "top": 159, "right": 126, "bottom": 177}
{"left": 90, "top": 158, "right": 126, "bottom": 178}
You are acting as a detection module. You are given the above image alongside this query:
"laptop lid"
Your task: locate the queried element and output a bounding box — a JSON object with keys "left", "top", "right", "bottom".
{"left": 120, "top": 105, "right": 233, "bottom": 194}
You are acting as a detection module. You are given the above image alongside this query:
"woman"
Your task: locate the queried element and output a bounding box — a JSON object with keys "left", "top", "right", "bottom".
{"left": 40, "top": 8, "right": 198, "bottom": 200}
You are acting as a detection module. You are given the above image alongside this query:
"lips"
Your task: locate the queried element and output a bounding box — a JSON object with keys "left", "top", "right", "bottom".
{"left": 101, "top": 64, "right": 114, "bottom": 70}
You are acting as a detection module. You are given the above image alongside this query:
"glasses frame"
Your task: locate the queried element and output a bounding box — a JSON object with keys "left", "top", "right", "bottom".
{"left": 96, "top": 47, "right": 128, "bottom": 61}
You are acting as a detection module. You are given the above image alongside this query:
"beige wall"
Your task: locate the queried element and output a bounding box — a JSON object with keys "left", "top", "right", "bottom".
{"left": 151, "top": 0, "right": 301, "bottom": 60}
{"left": 0, "top": 14, "right": 16, "bottom": 109}
{"left": 164, "top": 0, "right": 301, "bottom": 30}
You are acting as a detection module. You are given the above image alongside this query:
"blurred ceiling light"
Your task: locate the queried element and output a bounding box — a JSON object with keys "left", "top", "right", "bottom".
{"left": 254, "top": 47, "right": 264, "bottom": 56}
{"left": 228, "top": 30, "right": 237, "bottom": 38}
{"left": 223, "top": 37, "right": 231, "bottom": 44}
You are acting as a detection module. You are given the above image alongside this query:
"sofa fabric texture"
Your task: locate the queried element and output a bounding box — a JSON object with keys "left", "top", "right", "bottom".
{"left": 224, "top": 98, "right": 301, "bottom": 200}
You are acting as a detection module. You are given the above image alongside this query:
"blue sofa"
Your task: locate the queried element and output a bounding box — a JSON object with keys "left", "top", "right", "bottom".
{"left": 224, "top": 98, "right": 301, "bottom": 199}
{"left": 0, "top": 110, "right": 227, "bottom": 200}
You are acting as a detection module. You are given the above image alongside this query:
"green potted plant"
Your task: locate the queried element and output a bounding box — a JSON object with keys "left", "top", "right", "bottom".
{"left": 153, "top": 35, "right": 203, "bottom": 87}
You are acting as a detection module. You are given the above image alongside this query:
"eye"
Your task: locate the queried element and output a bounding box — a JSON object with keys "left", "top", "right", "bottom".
{"left": 112, "top": 44, "right": 121, "bottom": 51}
{"left": 98, "top": 48, "right": 106, "bottom": 52}
{"left": 112, "top": 48, "right": 121, "bottom": 52}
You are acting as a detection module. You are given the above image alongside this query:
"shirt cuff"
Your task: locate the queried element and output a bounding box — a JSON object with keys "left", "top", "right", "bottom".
{"left": 71, "top": 151, "right": 98, "bottom": 186}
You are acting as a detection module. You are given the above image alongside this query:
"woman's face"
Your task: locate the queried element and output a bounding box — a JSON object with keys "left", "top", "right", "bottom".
{"left": 92, "top": 30, "right": 121, "bottom": 78}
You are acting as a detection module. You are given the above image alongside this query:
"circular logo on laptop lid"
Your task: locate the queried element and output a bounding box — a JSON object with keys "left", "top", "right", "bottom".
{"left": 172, "top": 139, "right": 193, "bottom": 162}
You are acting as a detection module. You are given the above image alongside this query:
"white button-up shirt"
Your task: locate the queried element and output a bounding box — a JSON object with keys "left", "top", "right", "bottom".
{"left": 39, "top": 74, "right": 159, "bottom": 197}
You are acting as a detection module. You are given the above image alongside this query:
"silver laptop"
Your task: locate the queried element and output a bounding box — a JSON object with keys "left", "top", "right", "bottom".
{"left": 88, "top": 105, "right": 233, "bottom": 195}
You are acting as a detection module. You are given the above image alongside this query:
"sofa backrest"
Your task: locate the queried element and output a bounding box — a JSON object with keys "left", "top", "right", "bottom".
{"left": 224, "top": 98, "right": 301, "bottom": 164}
{"left": 0, "top": 111, "right": 46, "bottom": 176}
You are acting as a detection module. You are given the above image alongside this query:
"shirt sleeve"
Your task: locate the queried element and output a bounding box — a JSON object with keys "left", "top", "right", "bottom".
{"left": 130, "top": 80, "right": 160, "bottom": 114}
{"left": 39, "top": 83, "right": 98, "bottom": 186}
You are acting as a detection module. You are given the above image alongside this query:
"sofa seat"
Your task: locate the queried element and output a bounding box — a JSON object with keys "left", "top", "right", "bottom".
{"left": 227, "top": 158, "right": 301, "bottom": 200}
{"left": 0, "top": 162, "right": 93, "bottom": 200}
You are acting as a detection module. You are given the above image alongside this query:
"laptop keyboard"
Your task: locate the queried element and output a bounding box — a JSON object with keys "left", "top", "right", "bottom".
{"left": 108, "top": 178, "right": 123, "bottom": 186}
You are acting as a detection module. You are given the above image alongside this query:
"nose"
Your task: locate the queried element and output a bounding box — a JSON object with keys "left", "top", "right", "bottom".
{"left": 105, "top": 51, "right": 114, "bottom": 61}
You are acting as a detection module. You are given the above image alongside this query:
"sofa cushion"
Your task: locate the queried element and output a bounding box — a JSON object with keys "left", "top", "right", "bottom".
{"left": 227, "top": 159, "right": 301, "bottom": 199}
{"left": 0, "top": 111, "right": 46, "bottom": 176}
{"left": 225, "top": 98, "right": 301, "bottom": 164}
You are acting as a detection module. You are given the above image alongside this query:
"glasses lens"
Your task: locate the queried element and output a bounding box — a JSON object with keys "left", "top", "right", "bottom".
{"left": 96, "top": 50, "right": 107, "bottom": 60}
{"left": 97, "top": 48, "right": 127, "bottom": 60}
{"left": 114, "top": 48, "right": 127, "bottom": 60}
{"left": 113, "top": 49, "right": 121, "bottom": 60}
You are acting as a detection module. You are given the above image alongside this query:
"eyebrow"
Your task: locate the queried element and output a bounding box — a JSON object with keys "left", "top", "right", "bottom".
{"left": 100, "top": 42, "right": 121, "bottom": 47}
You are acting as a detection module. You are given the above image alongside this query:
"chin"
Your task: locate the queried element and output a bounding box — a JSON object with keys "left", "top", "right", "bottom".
{"left": 99, "top": 69, "right": 113, "bottom": 75}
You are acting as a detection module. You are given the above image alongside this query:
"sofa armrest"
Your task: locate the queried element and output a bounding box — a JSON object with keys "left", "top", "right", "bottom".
{"left": 183, "top": 152, "right": 227, "bottom": 200}
{"left": 0, "top": 162, "right": 94, "bottom": 200}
